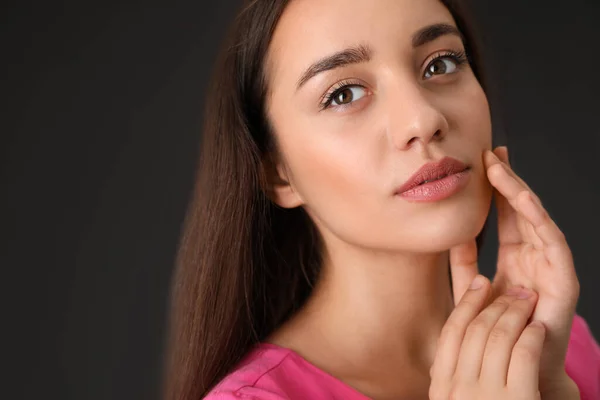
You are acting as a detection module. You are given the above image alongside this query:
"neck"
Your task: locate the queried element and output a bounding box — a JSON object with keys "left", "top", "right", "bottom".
{"left": 270, "top": 239, "right": 455, "bottom": 399}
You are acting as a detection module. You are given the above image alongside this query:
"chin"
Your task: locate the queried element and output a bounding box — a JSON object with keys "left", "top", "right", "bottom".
{"left": 393, "top": 194, "right": 492, "bottom": 253}
{"left": 418, "top": 221, "right": 486, "bottom": 253}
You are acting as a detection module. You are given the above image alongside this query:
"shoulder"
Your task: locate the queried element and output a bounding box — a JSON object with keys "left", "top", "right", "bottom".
{"left": 565, "top": 314, "right": 600, "bottom": 400}
{"left": 203, "top": 344, "right": 307, "bottom": 400}
{"left": 204, "top": 343, "right": 368, "bottom": 400}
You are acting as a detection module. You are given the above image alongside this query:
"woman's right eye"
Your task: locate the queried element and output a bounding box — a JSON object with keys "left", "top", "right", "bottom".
{"left": 321, "top": 85, "right": 368, "bottom": 110}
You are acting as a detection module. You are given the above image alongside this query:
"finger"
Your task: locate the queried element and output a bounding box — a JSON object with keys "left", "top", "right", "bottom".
{"left": 493, "top": 187, "right": 521, "bottom": 245}
{"left": 485, "top": 151, "right": 525, "bottom": 246}
{"left": 479, "top": 288, "right": 538, "bottom": 386}
{"left": 493, "top": 146, "right": 510, "bottom": 165}
{"left": 486, "top": 152, "right": 550, "bottom": 248}
{"left": 449, "top": 239, "right": 479, "bottom": 304}
{"left": 431, "top": 275, "right": 490, "bottom": 384}
{"left": 517, "top": 190, "right": 568, "bottom": 249}
{"left": 454, "top": 290, "right": 522, "bottom": 382}
{"left": 492, "top": 146, "right": 547, "bottom": 249}
{"left": 506, "top": 320, "right": 546, "bottom": 393}
{"left": 485, "top": 151, "right": 526, "bottom": 212}
{"left": 493, "top": 146, "right": 539, "bottom": 202}
{"left": 488, "top": 148, "right": 521, "bottom": 244}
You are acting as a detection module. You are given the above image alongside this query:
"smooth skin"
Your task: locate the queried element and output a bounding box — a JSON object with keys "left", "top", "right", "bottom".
{"left": 448, "top": 146, "right": 580, "bottom": 399}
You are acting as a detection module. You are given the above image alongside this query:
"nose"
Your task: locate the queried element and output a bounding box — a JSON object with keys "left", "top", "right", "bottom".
{"left": 385, "top": 81, "right": 449, "bottom": 150}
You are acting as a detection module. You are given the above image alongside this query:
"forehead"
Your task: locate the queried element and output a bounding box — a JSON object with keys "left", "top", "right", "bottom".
{"left": 266, "top": 0, "right": 456, "bottom": 91}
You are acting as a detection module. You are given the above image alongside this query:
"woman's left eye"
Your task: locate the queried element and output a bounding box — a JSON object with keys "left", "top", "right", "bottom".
{"left": 423, "top": 52, "right": 467, "bottom": 79}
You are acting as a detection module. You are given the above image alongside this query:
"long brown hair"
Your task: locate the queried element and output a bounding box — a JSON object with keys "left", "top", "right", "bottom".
{"left": 161, "top": 1, "right": 491, "bottom": 399}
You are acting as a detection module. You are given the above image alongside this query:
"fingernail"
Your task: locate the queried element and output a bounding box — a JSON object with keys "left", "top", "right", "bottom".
{"left": 469, "top": 275, "right": 485, "bottom": 290}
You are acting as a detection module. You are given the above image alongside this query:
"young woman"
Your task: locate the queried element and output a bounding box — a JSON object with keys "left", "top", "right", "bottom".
{"left": 162, "top": 0, "right": 600, "bottom": 399}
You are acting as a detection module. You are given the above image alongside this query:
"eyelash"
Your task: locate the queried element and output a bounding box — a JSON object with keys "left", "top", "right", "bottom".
{"left": 319, "top": 49, "right": 470, "bottom": 111}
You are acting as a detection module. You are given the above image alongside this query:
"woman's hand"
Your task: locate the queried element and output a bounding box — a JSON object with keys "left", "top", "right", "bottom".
{"left": 449, "top": 146, "right": 580, "bottom": 399}
{"left": 430, "top": 275, "right": 545, "bottom": 400}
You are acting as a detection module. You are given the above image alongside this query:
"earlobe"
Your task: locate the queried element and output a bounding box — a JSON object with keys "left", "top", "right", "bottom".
{"left": 262, "top": 155, "right": 304, "bottom": 209}
{"left": 271, "top": 181, "right": 304, "bottom": 209}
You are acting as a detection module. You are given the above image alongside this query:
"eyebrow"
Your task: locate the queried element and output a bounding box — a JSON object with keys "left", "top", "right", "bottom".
{"left": 295, "top": 23, "right": 464, "bottom": 90}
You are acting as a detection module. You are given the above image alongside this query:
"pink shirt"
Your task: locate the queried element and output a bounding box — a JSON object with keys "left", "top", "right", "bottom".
{"left": 206, "top": 314, "right": 600, "bottom": 399}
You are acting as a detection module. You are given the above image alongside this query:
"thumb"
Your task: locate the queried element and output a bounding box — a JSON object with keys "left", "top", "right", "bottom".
{"left": 449, "top": 239, "right": 479, "bottom": 304}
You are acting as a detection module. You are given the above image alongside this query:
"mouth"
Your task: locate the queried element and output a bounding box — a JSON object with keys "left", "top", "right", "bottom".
{"left": 395, "top": 156, "right": 470, "bottom": 195}
{"left": 393, "top": 156, "right": 472, "bottom": 202}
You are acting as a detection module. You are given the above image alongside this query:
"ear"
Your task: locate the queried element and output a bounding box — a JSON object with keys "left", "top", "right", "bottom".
{"left": 262, "top": 153, "right": 304, "bottom": 209}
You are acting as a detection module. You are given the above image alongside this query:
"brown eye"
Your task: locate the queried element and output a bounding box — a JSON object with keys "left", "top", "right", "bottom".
{"left": 429, "top": 59, "right": 448, "bottom": 74}
{"left": 327, "top": 85, "right": 366, "bottom": 107}
{"left": 335, "top": 88, "right": 353, "bottom": 104}
{"left": 424, "top": 57, "right": 460, "bottom": 79}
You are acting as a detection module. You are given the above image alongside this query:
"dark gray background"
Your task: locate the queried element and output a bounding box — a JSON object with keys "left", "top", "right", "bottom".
{"left": 2, "top": 1, "right": 598, "bottom": 399}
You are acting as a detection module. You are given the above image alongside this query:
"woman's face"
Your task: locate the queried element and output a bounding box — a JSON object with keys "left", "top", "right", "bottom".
{"left": 265, "top": 0, "right": 493, "bottom": 253}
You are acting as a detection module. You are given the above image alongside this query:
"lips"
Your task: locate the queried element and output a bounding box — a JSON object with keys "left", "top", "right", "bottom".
{"left": 395, "top": 156, "right": 469, "bottom": 195}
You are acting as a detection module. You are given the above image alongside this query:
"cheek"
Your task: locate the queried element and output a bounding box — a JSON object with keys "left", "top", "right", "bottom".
{"left": 274, "top": 117, "right": 391, "bottom": 244}
{"left": 284, "top": 126, "right": 377, "bottom": 212}
{"left": 270, "top": 102, "right": 372, "bottom": 202}
{"left": 463, "top": 83, "right": 492, "bottom": 147}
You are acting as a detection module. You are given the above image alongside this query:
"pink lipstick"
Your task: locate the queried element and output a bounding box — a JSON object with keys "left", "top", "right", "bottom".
{"left": 395, "top": 156, "right": 471, "bottom": 202}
